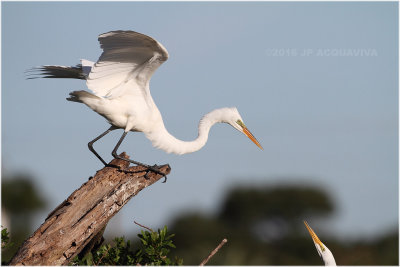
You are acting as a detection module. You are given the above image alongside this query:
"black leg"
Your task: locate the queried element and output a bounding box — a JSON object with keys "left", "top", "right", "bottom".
{"left": 112, "top": 131, "right": 167, "bottom": 178}
{"left": 88, "top": 126, "right": 115, "bottom": 166}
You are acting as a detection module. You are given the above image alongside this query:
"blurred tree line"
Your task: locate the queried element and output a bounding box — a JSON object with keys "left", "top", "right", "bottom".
{"left": 1, "top": 173, "right": 398, "bottom": 265}
{"left": 1, "top": 173, "right": 47, "bottom": 263}
{"left": 167, "top": 185, "right": 398, "bottom": 265}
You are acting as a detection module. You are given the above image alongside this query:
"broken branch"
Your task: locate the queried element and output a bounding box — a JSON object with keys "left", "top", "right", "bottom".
{"left": 9, "top": 153, "right": 170, "bottom": 266}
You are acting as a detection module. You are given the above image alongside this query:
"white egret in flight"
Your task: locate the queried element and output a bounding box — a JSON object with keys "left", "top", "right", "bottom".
{"left": 29, "top": 30, "right": 263, "bottom": 176}
{"left": 304, "top": 221, "right": 336, "bottom": 266}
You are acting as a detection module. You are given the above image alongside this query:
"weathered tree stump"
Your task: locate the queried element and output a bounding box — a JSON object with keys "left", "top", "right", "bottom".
{"left": 9, "top": 153, "right": 170, "bottom": 266}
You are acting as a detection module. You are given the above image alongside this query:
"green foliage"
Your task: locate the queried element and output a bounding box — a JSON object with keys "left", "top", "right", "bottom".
{"left": 72, "top": 226, "right": 183, "bottom": 265}
{"left": 135, "top": 226, "right": 181, "bottom": 265}
{"left": 1, "top": 227, "right": 11, "bottom": 249}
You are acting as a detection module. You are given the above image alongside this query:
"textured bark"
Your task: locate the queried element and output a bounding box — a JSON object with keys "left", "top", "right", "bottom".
{"left": 9, "top": 153, "right": 170, "bottom": 266}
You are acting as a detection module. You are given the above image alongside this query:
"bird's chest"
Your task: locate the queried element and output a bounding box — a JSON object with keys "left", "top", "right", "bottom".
{"left": 127, "top": 107, "right": 161, "bottom": 132}
{"left": 95, "top": 95, "right": 158, "bottom": 132}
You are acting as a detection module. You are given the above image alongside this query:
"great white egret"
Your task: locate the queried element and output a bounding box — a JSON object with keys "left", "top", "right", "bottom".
{"left": 29, "top": 30, "right": 263, "bottom": 176}
{"left": 304, "top": 221, "right": 336, "bottom": 266}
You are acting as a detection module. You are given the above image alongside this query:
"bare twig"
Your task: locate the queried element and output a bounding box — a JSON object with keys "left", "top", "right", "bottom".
{"left": 199, "top": 238, "right": 228, "bottom": 266}
{"left": 134, "top": 220, "right": 154, "bottom": 232}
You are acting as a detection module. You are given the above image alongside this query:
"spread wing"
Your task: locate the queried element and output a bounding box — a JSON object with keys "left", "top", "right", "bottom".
{"left": 86, "top": 30, "right": 169, "bottom": 99}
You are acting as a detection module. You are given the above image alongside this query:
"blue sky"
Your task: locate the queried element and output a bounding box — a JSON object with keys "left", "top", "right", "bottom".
{"left": 2, "top": 2, "right": 398, "bottom": 240}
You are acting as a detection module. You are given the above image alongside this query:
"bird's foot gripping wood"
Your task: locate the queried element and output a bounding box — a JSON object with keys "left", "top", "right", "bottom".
{"left": 111, "top": 152, "right": 170, "bottom": 182}
{"left": 147, "top": 165, "right": 169, "bottom": 183}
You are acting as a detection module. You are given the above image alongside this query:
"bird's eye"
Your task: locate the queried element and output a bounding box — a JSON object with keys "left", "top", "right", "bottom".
{"left": 320, "top": 244, "right": 325, "bottom": 252}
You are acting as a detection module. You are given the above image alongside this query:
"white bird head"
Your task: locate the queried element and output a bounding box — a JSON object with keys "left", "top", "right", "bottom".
{"left": 216, "top": 107, "right": 263, "bottom": 150}
{"left": 304, "top": 221, "right": 337, "bottom": 266}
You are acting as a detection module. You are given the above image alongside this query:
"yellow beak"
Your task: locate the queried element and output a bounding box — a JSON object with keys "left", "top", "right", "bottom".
{"left": 243, "top": 127, "right": 263, "bottom": 150}
{"left": 304, "top": 221, "right": 325, "bottom": 251}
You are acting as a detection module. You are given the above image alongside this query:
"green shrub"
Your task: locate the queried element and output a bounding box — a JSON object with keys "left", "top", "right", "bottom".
{"left": 71, "top": 226, "right": 183, "bottom": 265}
{"left": 1, "top": 227, "right": 11, "bottom": 249}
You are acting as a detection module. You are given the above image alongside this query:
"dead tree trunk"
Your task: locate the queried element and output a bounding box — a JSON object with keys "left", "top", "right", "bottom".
{"left": 9, "top": 153, "right": 170, "bottom": 266}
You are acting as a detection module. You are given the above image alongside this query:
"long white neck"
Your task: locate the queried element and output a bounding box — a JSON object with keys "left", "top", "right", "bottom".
{"left": 323, "top": 248, "right": 336, "bottom": 266}
{"left": 145, "top": 108, "right": 231, "bottom": 155}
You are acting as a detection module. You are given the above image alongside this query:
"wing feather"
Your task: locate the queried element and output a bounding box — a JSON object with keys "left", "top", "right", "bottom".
{"left": 86, "top": 30, "right": 169, "bottom": 99}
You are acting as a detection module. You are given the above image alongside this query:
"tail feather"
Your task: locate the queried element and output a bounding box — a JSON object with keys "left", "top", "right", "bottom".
{"left": 26, "top": 65, "right": 86, "bottom": 80}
